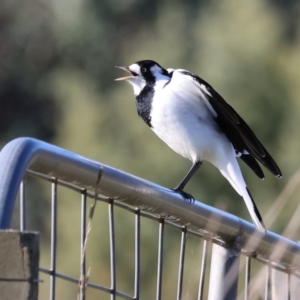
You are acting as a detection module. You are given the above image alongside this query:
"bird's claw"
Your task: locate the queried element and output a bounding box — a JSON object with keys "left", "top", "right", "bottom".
{"left": 171, "top": 188, "right": 195, "bottom": 204}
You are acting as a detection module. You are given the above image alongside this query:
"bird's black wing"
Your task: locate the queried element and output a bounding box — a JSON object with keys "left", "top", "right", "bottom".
{"left": 181, "top": 71, "right": 282, "bottom": 178}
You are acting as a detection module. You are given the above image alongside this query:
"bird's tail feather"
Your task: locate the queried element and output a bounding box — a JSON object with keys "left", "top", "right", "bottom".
{"left": 219, "top": 159, "right": 266, "bottom": 232}
{"left": 245, "top": 187, "right": 265, "bottom": 232}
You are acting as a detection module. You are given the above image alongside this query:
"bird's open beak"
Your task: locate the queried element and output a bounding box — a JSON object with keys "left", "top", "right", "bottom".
{"left": 115, "top": 66, "right": 134, "bottom": 81}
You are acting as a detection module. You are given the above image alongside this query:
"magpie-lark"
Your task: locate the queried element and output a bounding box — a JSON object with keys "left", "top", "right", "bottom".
{"left": 116, "top": 60, "right": 282, "bottom": 232}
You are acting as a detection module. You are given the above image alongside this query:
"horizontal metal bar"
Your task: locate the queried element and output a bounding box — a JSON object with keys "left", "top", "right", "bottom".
{"left": 39, "top": 268, "right": 134, "bottom": 300}
{"left": 0, "top": 138, "right": 300, "bottom": 275}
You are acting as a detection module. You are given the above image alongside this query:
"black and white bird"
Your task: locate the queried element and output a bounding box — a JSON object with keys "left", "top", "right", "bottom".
{"left": 115, "top": 60, "right": 282, "bottom": 232}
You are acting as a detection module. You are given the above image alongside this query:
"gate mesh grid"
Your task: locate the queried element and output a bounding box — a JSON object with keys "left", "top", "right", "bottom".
{"left": 12, "top": 170, "right": 296, "bottom": 300}
{"left": 0, "top": 138, "right": 299, "bottom": 300}
{"left": 17, "top": 171, "right": 212, "bottom": 300}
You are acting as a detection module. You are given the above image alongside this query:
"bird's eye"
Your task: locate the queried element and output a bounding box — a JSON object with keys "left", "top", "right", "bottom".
{"left": 141, "top": 67, "right": 147, "bottom": 73}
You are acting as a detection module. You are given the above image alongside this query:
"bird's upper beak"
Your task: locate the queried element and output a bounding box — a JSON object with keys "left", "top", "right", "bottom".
{"left": 115, "top": 66, "right": 135, "bottom": 81}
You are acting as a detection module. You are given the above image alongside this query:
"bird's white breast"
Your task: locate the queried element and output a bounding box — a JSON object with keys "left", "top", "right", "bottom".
{"left": 150, "top": 70, "right": 231, "bottom": 164}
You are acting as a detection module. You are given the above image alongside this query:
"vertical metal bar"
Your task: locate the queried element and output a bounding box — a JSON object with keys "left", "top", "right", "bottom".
{"left": 50, "top": 179, "right": 57, "bottom": 300}
{"left": 264, "top": 265, "right": 271, "bottom": 300}
{"left": 244, "top": 256, "right": 251, "bottom": 300}
{"left": 79, "top": 190, "right": 87, "bottom": 300}
{"left": 20, "top": 178, "right": 26, "bottom": 231}
{"left": 134, "top": 208, "right": 140, "bottom": 300}
{"left": 286, "top": 273, "right": 290, "bottom": 300}
{"left": 177, "top": 227, "right": 187, "bottom": 300}
{"left": 208, "top": 243, "right": 240, "bottom": 300}
{"left": 156, "top": 218, "right": 164, "bottom": 300}
{"left": 198, "top": 239, "right": 208, "bottom": 300}
{"left": 108, "top": 199, "right": 116, "bottom": 300}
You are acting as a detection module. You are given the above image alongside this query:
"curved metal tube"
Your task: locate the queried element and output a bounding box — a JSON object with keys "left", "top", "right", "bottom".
{"left": 0, "top": 137, "right": 299, "bottom": 273}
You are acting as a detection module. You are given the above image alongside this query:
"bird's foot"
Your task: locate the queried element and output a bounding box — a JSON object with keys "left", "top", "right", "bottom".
{"left": 171, "top": 188, "right": 195, "bottom": 204}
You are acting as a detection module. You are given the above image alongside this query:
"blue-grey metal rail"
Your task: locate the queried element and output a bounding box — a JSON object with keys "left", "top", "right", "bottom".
{"left": 0, "top": 137, "right": 300, "bottom": 298}
{"left": 0, "top": 137, "right": 299, "bottom": 269}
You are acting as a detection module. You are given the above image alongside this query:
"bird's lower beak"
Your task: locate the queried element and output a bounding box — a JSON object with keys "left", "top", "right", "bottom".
{"left": 115, "top": 66, "right": 134, "bottom": 81}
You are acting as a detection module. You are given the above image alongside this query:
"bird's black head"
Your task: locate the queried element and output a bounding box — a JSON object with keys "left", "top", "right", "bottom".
{"left": 115, "top": 59, "right": 170, "bottom": 95}
{"left": 134, "top": 60, "right": 169, "bottom": 83}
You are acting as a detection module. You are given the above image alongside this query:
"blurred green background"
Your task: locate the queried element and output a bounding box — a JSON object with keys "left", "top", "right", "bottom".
{"left": 2, "top": 0, "right": 300, "bottom": 299}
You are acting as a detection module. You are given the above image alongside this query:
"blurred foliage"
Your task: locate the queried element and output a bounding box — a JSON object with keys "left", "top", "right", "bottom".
{"left": 2, "top": 0, "right": 300, "bottom": 299}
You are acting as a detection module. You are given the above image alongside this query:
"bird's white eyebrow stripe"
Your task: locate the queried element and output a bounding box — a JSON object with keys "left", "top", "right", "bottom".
{"left": 128, "top": 63, "right": 141, "bottom": 75}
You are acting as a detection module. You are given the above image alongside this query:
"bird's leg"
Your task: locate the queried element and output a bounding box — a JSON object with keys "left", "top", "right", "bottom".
{"left": 174, "top": 161, "right": 202, "bottom": 191}
{"left": 172, "top": 161, "right": 202, "bottom": 203}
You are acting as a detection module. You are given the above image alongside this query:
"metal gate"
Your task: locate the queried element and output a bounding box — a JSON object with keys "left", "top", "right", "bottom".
{"left": 0, "top": 137, "right": 299, "bottom": 299}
